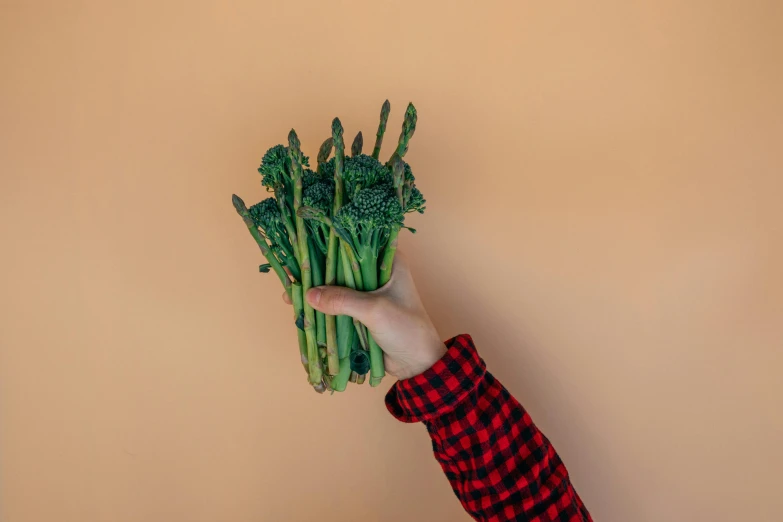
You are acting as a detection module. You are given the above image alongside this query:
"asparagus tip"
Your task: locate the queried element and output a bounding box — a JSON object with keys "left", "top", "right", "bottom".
{"left": 331, "top": 118, "right": 343, "bottom": 139}
{"left": 405, "top": 103, "right": 417, "bottom": 129}
{"left": 231, "top": 194, "right": 246, "bottom": 214}
{"left": 351, "top": 131, "right": 363, "bottom": 156}
{"left": 287, "top": 129, "right": 301, "bottom": 151}
{"left": 317, "top": 137, "right": 334, "bottom": 164}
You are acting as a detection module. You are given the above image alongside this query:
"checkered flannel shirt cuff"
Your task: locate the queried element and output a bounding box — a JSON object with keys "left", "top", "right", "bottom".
{"left": 385, "top": 334, "right": 486, "bottom": 423}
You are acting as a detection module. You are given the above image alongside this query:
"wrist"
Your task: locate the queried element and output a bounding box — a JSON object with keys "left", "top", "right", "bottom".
{"left": 396, "top": 339, "right": 447, "bottom": 381}
{"left": 385, "top": 334, "right": 486, "bottom": 423}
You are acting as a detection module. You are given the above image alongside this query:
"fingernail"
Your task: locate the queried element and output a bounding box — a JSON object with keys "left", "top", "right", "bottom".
{"left": 307, "top": 288, "right": 321, "bottom": 305}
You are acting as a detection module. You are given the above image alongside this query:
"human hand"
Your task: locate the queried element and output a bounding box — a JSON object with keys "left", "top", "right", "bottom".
{"left": 282, "top": 253, "right": 445, "bottom": 381}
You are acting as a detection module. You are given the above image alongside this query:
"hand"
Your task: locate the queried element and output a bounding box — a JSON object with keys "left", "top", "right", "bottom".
{"left": 282, "top": 253, "right": 446, "bottom": 380}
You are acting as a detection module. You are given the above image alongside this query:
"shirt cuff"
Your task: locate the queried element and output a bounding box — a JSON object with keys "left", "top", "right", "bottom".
{"left": 385, "top": 334, "right": 486, "bottom": 423}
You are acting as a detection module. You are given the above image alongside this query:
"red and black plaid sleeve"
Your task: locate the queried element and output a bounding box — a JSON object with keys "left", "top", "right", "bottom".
{"left": 385, "top": 334, "right": 592, "bottom": 522}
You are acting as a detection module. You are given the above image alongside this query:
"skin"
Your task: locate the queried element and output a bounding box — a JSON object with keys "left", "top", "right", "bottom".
{"left": 282, "top": 253, "right": 446, "bottom": 380}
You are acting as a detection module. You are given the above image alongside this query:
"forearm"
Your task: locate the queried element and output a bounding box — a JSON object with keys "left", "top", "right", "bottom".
{"left": 385, "top": 335, "right": 591, "bottom": 522}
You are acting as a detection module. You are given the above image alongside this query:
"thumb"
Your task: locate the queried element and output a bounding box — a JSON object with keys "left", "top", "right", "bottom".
{"left": 306, "top": 286, "right": 378, "bottom": 321}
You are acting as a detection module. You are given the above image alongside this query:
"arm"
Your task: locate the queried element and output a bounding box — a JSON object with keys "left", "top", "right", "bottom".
{"left": 386, "top": 334, "right": 592, "bottom": 522}
{"left": 302, "top": 254, "right": 591, "bottom": 521}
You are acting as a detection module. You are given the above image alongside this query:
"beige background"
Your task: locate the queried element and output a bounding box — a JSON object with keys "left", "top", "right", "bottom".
{"left": 1, "top": 1, "right": 781, "bottom": 521}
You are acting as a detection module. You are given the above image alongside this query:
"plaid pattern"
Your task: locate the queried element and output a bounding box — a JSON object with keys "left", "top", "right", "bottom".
{"left": 386, "top": 335, "right": 592, "bottom": 522}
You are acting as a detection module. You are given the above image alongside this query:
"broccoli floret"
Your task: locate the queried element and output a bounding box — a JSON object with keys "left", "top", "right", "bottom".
{"left": 319, "top": 157, "right": 336, "bottom": 179}
{"left": 248, "top": 198, "right": 300, "bottom": 280}
{"left": 302, "top": 170, "right": 335, "bottom": 254}
{"left": 258, "top": 144, "right": 310, "bottom": 190}
{"left": 399, "top": 161, "right": 425, "bottom": 213}
{"left": 248, "top": 197, "right": 281, "bottom": 230}
{"left": 335, "top": 183, "right": 402, "bottom": 247}
{"left": 339, "top": 183, "right": 403, "bottom": 229}
{"left": 403, "top": 161, "right": 415, "bottom": 182}
{"left": 303, "top": 177, "right": 335, "bottom": 213}
{"left": 404, "top": 186, "right": 426, "bottom": 214}
{"left": 342, "top": 154, "right": 391, "bottom": 200}
{"left": 333, "top": 182, "right": 403, "bottom": 289}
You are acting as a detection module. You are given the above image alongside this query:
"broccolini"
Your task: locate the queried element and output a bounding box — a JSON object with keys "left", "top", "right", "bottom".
{"left": 231, "top": 100, "right": 425, "bottom": 392}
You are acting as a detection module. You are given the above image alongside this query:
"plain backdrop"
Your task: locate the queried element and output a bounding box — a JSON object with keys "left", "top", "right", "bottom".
{"left": 1, "top": 1, "right": 781, "bottom": 521}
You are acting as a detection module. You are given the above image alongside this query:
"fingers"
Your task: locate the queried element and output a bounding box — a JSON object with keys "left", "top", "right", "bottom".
{"left": 282, "top": 291, "right": 292, "bottom": 305}
{"left": 306, "top": 286, "right": 381, "bottom": 324}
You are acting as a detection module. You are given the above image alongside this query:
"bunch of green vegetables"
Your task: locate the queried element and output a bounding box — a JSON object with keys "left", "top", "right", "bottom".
{"left": 232, "top": 100, "right": 424, "bottom": 393}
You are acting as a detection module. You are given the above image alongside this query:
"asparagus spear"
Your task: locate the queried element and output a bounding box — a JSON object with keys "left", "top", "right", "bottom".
{"left": 309, "top": 239, "right": 327, "bottom": 352}
{"left": 290, "top": 282, "right": 309, "bottom": 373}
{"left": 330, "top": 355, "right": 353, "bottom": 392}
{"left": 379, "top": 155, "right": 406, "bottom": 285}
{"left": 371, "top": 100, "right": 391, "bottom": 160}
{"left": 366, "top": 105, "right": 418, "bottom": 386}
{"left": 316, "top": 137, "right": 333, "bottom": 174}
{"left": 233, "top": 195, "right": 309, "bottom": 374}
{"left": 393, "top": 102, "right": 417, "bottom": 161}
{"left": 341, "top": 241, "right": 369, "bottom": 350}
{"left": 351, "top": 131, "right": 363, "bottom": 157}
{"left": 335, "top": 251, "right": 355, "bottom": 359}
{"left": 321, "top": 119, "right": 345, "bottom": 376}
{"left": 275, "top": 187, "right": 301, "bottom": 264}
{"left": 380, "top": 103, "right": 418, "bottom": 285}
{"left": 289, "top": 130, "right": 322, "bottom": 385}
{"left": 231, "top": 195, "right": 292, "bottom": 297}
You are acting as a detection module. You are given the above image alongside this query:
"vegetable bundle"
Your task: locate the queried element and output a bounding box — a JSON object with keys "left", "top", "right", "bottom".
{"left": 232, "top": 101, "right": 425, "bottom": 393}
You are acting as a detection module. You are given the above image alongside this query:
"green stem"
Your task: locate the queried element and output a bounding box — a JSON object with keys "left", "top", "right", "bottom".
{"left": 335, "top": 251, "right": 354, "bottom": 359}
{"left": 372, "top": 100, "right": 390, "bottom": 160}
{"left": 379, "top": 226, "right": 400, "bottom": 286}
{"left": 358, "top": 246, "right": 378, "bottom": 291}
{"left": 330, "top": 116, "right": 369, "bottom": 354}
{"left": 346, "top": 243, "right": 366, "bottom": 291}
{"left": 379, "top": 154, "right": 406, "bottom": 287}
{"left": 291, "top": 283, "right": 309, "bottom": 373}
{"left": 289, "top": 131, "right": 322, "bottom": 385}
{"left": 309, "top": 240, "right": 327, "bottom": 353}
{"left": 322, "top": 118, "right": 344, "bottom": 376}
{"left": 231, "top": 195, "right": 292, "bottom": 297}
{"left": 336, "top": 317, "right": 354, "bottom": 360}
{"left": 274, "top": 225, "right": 301, "bottom": 281}
{"left": 367, "top": 333, "right": 384, "bottom": 386}
{"left": 282, "top": 252, "right": 301, "bottom": 283}
{"left": 275, "top": 188, "right": 300, "bottom": 261}
{"left": 342, "top": 241, "right": 369, "bottom": 350}
{"left": 330, "top": 357, "right": 353, "bottom": 392}
{"left": 357, "top": 244, "right": 384, "bottom": 385}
